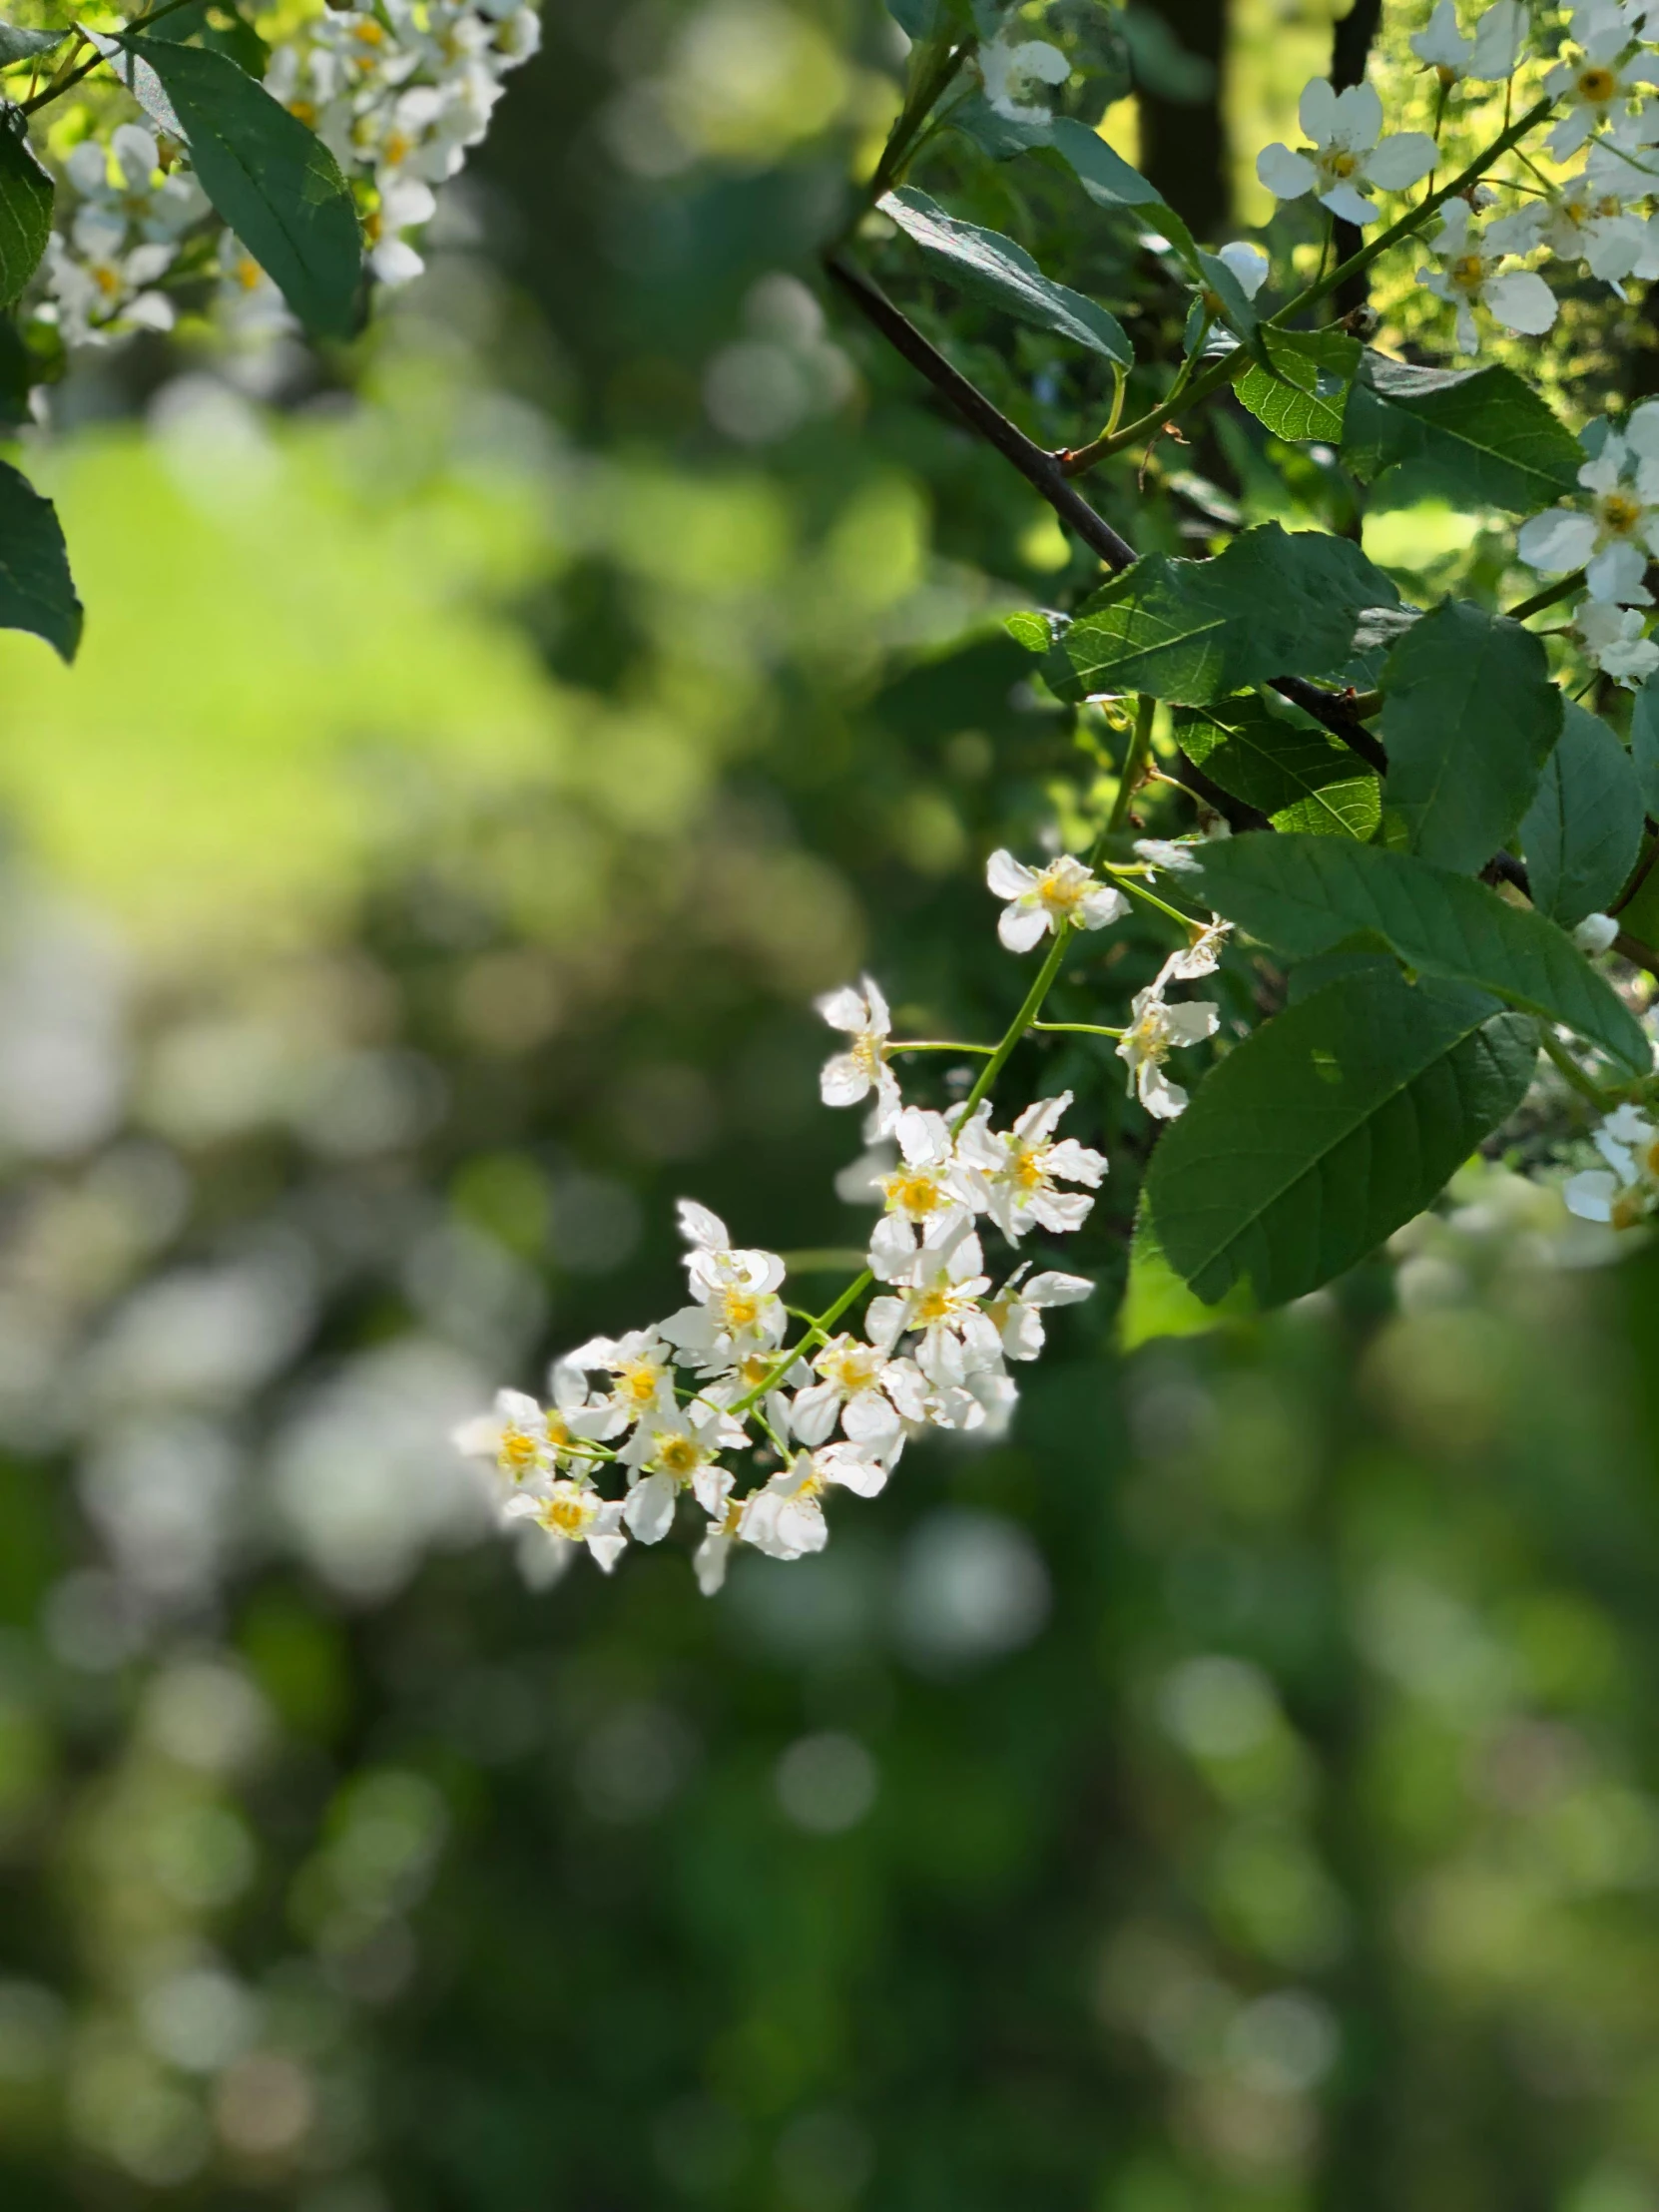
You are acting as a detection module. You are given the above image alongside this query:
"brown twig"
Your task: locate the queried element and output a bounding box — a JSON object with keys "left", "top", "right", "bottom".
{"left": 825, "top": 252, "right": 1383, "bottom": 773}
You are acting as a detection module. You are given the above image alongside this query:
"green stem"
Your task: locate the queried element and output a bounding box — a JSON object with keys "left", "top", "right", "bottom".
{"left": 727, "top": 1269, "right": 874, "bottom": 1419}
{"left": 22, "top": 0, "right": 206, "bottom": 113}
{"left": 889, "top": 1038, "right": 996, "bottom": 1055}
{"left": 1539, "top": 1025, "right": 1619, "bottom": 1111}
{"left": 1104, "top": 693, "right": 1157, "bottom": 838}
{"left": 1506, "top": 569, "right": 1587, "bottom": 622}
{"left": 1031, "top": 1019, "right": 1126, "bottom": 1037}
{"left": 958, "top": 922, "right": 1073, "bottom": 1119}
{"left": 1103, "top": 865, "right": 1205, "bottom": 931}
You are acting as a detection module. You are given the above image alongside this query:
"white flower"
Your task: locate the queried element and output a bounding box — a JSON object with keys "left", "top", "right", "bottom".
{"left": 215, "top": 231, "right": 293, "bottom": 338}
{"left": 954, "top": 1090, "right": 1107, "bottom": 1244}
{"left": 867, "top": 1106, "right": 979, "bottom": 1280}
{"left": 985, "top": 848, "right": 1127, "bottom": 952}
{"left": 1418, "top": 199, "right": 1559, "bottom": 354}
{"left": 816, "top": 975, "right": 902, "bottom": 1135}
{"left": 1518, "top": 413, "right": 1659, "bottom": 604}
{"left": 47, "top": 232, "right": 176, "bottom": 343}
{"left": 866, "top": 1224, "right": 1000, "bottom": 1391}
{"left": 693, "top": 1496, "right": 744, "bottom": 1595}
{"left": 1256, "top": 78, "right": 1436, "bottom": 227}
{"left": 985, "top": 1267, "right": 1095, "bottom": 1362}
{"left": 978, "top": 35, "right": 1070, "bottom": 124}
{"left": 788, "top": 1334, "right": 929, "bottom": 1459}
{"left": 65, "top": 126, "right": 207, "bottom": 245}
{"left": 620, "top": 1397, "right": 748, "bottom": 1540}
{"left": 1545, "top": 24, "right": 1659, "bottom": 159}
{"left": 1133, "top": 837, "right": 1204, "bottom": 875}
{"left": 1156, "top": 922, "right": 1232, "bottom": 985}
{"left": 659, "top": 1201, "right": 788, "bottom": 1374}
{"left": 1574, "top": 598, "right": 1659, "bottom": 682}
{"left": 1573, "top": 911, "right": 1621, "bottom": 952}
{"left": 368, "top": 177, "right": 437, "bottom": 286}
{"left": 1215, "top": 241, "right": 1270, "bottom": 299}
{"left": 739, "top": 1442, "right": 888, "bottom": 1561}
{"left": 501, "top": 1479, "right": 628, "bottom": 1575}
{"left": 1117, "top": 985, "right": 1221, "bottom": 1119}
{"left": 1563, "top": 1103, "right": 1659, "bottom": 1227}
{"left": 564, "top": 1327, "right": 679, "bottom": 1429}
{"left": 1409, "top": 0, "right": 1527, "bottom": 84}
{"left": 452, "top": 1386, "right": 552, "bottom": 1486}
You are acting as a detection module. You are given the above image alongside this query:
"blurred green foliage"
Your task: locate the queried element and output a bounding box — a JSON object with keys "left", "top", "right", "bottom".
{"left": 0, "top": 2, "right": 1656, "bottom": 2209}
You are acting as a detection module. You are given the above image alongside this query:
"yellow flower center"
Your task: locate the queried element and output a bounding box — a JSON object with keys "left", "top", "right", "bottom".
{"left": 545, "top": 1410, "right": 571, "bottom": 1449}
{"left": 353, "top": 20, "right": 385, "bottom": 44}
{"left": 657, "top": 1434, "right": 702, "bottom": 1480}
{"left": 739, "top": 1353, "right": 774, "bottom": 1388}
{"left": 382, "top": 130, "right": 412, "bottom": 166}
{"left": 1448, "top": 252, "right": 1487, "bottom": 294}
{"left": 1036, "top": 866, "right": 1089, "bottom": 915}
{"left": 93, "top": 264, "right": 124, "bottom": 298}
{"left": 914, "top": 1288, "right": 954, "bottom": 1325}
{"left": 823, "top": 1347, "right": 878, "bottom": 1392}
{"left": 1129, "top": 1011, "right": 1170, "bottom": 1066}
{"left": 1011, "top": 1145, "right": 1050, "bottom": 1192}
{"left": 619, "top": 1362, "right": 661, "bottom": 1405}
{"left": 1327, "top": 148, "right": 1360, "bottom": 179}
{"left": 498, "top": 1428, "right": 539, "bottom": 1475}
{"left": 543, "top": 1489, "right": 595, "bottom": 1539}
{"left": 720, "top": 1288, "right": 761, "bottom": 1330}
{"left": 288, "top": 98, "right": 317, "bottom": 128}
{"left": 1611, "top": 1186, "right": 1648, "bottom": 1232}
{"left": 850, "top": 1032, "right": 883, "bottom": 1076}
{"left": 1601, "top": 490, "right": 1644, "bottom": 536}
{"left": 883, "top": 1171, "right": 942, "bottom": 1216}
{"left": 1578, "top": 65, "right": 1616, "bottom": 103}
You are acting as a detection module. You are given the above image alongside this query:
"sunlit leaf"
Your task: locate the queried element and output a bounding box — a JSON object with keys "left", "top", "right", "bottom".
{"left": 1148, "top": 971, "right": 1536, "bottom": 1307}
{"left": 1192, "top": 831, "right": 1648, "bottom": 1071}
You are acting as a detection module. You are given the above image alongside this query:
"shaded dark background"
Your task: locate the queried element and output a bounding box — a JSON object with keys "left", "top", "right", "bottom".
{"left": 1, "top": 3, "right": 1658, "bottom": 2208}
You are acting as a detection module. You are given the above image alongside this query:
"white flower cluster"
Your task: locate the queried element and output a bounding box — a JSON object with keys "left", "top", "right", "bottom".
{"left": 1563, "top": 1101, "right": 1659, "bottom": 1227}
{"left": 454, "top": 845, "right": 1232, "bottom": 1598}
{"left": 267, "top": 0, "right": 539, "bottom": 287}
{"left": 1518, "top": 408, "right": 1659, "bottom": 682}
{"left": 41, "top": 0, "right": 539, "bottom": 353}
{"left": 47, "top": 123, "right": 208, "bottom": 345}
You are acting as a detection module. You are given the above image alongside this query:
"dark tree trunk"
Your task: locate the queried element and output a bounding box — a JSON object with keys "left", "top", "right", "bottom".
{"left": 1135, "top": 0, "right": 1230, "bottom": 242}
{"left": 1330, "top": 0, "right": 1383, "bottom": 317}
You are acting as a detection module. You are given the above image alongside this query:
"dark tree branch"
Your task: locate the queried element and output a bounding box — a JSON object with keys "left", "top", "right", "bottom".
{"left": 824, "top": 252, "right": 1384, "bottom": 772}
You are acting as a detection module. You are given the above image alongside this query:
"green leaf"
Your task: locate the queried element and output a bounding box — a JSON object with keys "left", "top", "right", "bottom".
{"left": 0, "top": 115, "right": 50, "bottom": 310}
{"left": 1519, "top": 701, "right": 1644, "bottom": 927}
{"left": 78, "top": 26, "right": 185, "bottom": 138}
{"left": 1234, "top": 325, "right": 1359, "bottom": 445}
{"left": 1119, "top": 1194, "right": 1255, "bottom": 1348}
{"left": 0, "top": 25, "right": 66, "bottom": 65}
{"left": 879, "top": 186, "right": 1132, "bottom": 365}
{"left": 1004, "top": 609, "right": 1053, "bottom": 653}
{"left": 1342, "top": 353, "right": 1582, "bottom": 515}
{"left": 1379, "top": 599, "right": 1563, "bottom": 871}
{"left": 0, "top": 456, "right": 81, "bottom": 661}
{"left": 124, "top": 36, "right": 362, "bottom": 341}
{"left": 1041, "top": 522, "right": 1398, "bottom": 706}
{"left": 1176, "top": 694, "right": 1381, "bottom": 837}
{"left": 1147, "top": 971, "right": 1536, "bottom": 1307}
{"left": 1192, "top": 831, "right": 1650, "bottom": 1072}
{"left": 1632, "top": 669, "right": 1659, "bottom": 817}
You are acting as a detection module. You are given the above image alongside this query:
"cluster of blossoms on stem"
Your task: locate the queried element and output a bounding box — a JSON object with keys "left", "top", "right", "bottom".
{"left": 1518, "top": 406, "right": 1659, "bottom": 682}
{"left": 41, "top": 0, "right": 539, "bottom": 349}
{"left": 454, "top": 846, "right": 1230, "bottom": 1595}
